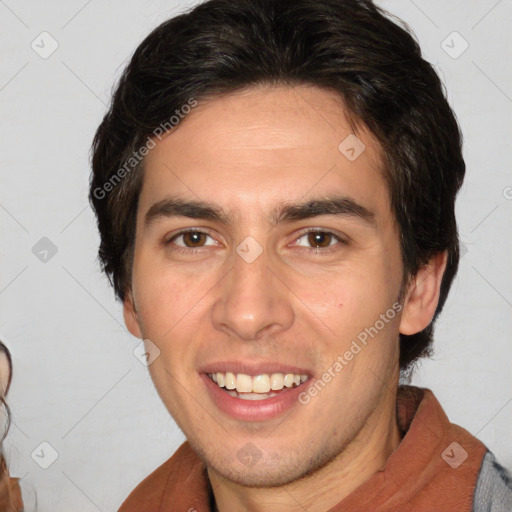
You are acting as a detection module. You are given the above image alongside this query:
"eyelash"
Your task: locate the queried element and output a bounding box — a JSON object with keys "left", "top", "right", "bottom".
{"left": 165, "top": 228, "right": 346, "bottom": 255}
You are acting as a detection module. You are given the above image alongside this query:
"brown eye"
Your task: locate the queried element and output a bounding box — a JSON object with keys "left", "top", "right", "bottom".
{"left": 307, "top": 231, "right": 333, "bottom": 248}
{"left": 166, "top": 230, "right": 218, "bottom": 251}
{"left": 181, "top": 231, "right": 207, "bottom": 247}
{"left": 293, "top": 229, "right": 346, "bottom": 253}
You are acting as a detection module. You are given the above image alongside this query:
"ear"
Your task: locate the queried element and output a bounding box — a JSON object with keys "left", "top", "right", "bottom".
{"left": 399, "top": 251, "right": 448, "bottom": 336}
{"left": 123, "top": 290, "right": 143, "bottom": 339}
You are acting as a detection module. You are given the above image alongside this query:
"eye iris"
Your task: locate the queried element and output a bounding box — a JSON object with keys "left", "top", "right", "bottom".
{"left": 183, "top": 231, "right": 205, "bottom": 247}
{"left": 308, "top": 232, "right": 331, "bottom": 248}
{"left": 179, "top": 232, "right": 335, "bottom": 248}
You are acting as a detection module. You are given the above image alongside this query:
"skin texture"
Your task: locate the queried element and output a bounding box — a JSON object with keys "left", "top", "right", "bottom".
{"left": 0, "top": 352, "right": 9, "bottom": 396}
{"left": 124, "top": 84, "right": 447, "bottom": 512}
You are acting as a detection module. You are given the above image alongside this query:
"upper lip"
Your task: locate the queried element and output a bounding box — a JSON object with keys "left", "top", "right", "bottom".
{"left": 198, "top": 361, "right": 313, "bottom": 377}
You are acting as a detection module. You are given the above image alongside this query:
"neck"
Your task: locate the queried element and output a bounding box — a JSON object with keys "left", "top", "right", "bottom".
{"left": 209, "top": 381, "right": 402, "bottom": 512}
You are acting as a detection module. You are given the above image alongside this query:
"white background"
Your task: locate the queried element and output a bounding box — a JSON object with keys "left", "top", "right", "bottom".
{"left": 0, "top": 0, "right": 511, "bottom": 510}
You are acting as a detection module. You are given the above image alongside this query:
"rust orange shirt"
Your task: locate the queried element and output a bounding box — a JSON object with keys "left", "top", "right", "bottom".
{"left": 118, "top": 386, "right": 493, "bottom": 511}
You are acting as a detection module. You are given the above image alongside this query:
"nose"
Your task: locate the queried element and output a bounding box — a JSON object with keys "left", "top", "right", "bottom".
{"left": 211, "top": 244, "right": 294, "bottom": 341}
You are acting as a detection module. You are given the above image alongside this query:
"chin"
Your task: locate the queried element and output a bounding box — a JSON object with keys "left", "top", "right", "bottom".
{"left": 198, "top": 439, "right": 340, "bottom": 489}
{"left": 210, "top": 459, "right": 311, "bottom": 488}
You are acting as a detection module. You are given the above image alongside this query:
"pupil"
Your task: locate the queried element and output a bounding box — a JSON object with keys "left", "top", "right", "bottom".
{"left": 185, "top": 231, "right": 203, "bottom": 246}
{"left": 309, "top": 232, "right": 330, "bottom": 248}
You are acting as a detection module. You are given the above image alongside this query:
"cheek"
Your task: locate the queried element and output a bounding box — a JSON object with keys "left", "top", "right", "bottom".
{"left": 300, "top": 263, "right": 400, "bottom": 347}
{"left": 132, "top": 263, "right": 199, "bottom": 337}
{"left": 308, "top": 265, "right": 378, "bottom": 310}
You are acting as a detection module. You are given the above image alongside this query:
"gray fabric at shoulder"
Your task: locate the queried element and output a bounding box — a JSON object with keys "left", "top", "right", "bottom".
{"left": 473, "top": 450, "right": 512, "bottom": 512}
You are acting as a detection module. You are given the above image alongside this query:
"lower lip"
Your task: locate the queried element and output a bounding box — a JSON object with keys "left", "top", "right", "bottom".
{"left": 200, "top": 373, "right": 310, "bottom": 421}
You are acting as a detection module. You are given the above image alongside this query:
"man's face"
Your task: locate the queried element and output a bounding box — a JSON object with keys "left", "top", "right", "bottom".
{"left": 125, "top": 85, "right": 405, "bottom": 486}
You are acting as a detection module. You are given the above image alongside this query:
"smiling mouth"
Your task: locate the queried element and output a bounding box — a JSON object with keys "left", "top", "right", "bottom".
{"left": 206, "top": 371, "right": 310, "bottom": 401}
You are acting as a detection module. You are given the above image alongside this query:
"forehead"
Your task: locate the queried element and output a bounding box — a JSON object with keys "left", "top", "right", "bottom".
{"left": 139, "top": 84, "right": 388, "bottom": 221}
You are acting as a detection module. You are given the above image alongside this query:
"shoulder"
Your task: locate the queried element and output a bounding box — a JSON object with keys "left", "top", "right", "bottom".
{"left": 473, "top": 450, "right": 512, "bottom": 512}
{"left": 118, "top": 442, "right": 203, "bottom": 512}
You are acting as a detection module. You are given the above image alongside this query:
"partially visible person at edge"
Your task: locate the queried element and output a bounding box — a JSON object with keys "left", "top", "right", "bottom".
{"left": 89, "top": 0, "right": 512, "bottom": 510}
{"left": 0, "top": 342, "right": 23, "bottom": 511}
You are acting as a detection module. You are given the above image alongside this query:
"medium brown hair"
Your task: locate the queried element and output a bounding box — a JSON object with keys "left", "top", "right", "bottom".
{"left": 0, "top": 341, "right": 20, "bottom": 512}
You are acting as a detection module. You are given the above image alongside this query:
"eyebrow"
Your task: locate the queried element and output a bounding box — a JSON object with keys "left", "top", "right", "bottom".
{"left": 144, "top": 195, "right": 375, "bottom": 228}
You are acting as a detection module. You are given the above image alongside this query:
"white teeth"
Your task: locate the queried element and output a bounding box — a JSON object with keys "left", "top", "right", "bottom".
{"left": 270, "top": 373, "right": 284, "bottom": 390}
{"left": 283, "top": 374, "right": 294, "bottom": 387}
{"left": 225, "top": 372, "right": 236, "bottom": 390}
{"left": 236, "top": 373, "right": 253, "bottom": 393}
{"left": 252, "top": 374, "right": 271, "bottom": 393}
{"left": 226, "top": 390, "right": 280, "bottom": 400}
{"left": 207, "top": 371, "right": 309, "bottom": 395}
{"left": 238, "top": 392, "right": 272, "bottom": 401}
